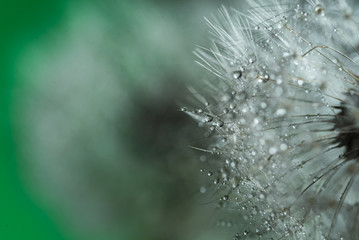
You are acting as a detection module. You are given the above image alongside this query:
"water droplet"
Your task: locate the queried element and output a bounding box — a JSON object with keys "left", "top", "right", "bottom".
{"left": 216, "top": 120, "right": 224, "bottom": 127}
{"left": 204, "top": 115, "right": 213, "bottom": 122}
{"left": 233, "top": 70, "right": 242, "bottom": 79}
{"left": 259, "top": 193, "right": 266, "bottom": 199}
{"left": 230, "top": 161, "right": 236, "bottom": 168}
{"left": 315, "top": 4, "right": 323, "bottom": 15}
{"left": 221, "top": 195, "right": 229, "bottom": 201}
{"left": 200, "top": 186, "right": 206, "bottom": 193}
{"left": 280, "top": 143, "right": 288, "bottom": 151}
{"left": 276, "top": 108, "right": 286, "bottom": 116}
{"left": 208, "top": 171, "right": 213, "bottom": 176}
{"left": 269, "top": 147, "right": 277, "bottom": 154}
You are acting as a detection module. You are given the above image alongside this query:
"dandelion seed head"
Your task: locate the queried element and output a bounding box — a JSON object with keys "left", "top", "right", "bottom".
{"left": 188, "top": 0, "right": 359, "bottom": 239}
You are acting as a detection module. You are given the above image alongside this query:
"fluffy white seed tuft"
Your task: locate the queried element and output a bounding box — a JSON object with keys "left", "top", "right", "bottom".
{"left": 187, "top": 0, "right": 359, "bottom": 239}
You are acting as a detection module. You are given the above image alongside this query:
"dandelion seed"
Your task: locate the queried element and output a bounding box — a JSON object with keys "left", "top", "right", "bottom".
{"left": 186, "top": 0, "right": 359, "bottom": 239}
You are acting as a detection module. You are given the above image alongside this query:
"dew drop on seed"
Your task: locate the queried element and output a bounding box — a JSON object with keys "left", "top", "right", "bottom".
{"left": 221, "top": 195, "right": 229, "bottom": 201}
{"left": 230, "top": 161, "right": 236, "bottom": 168}
{"left": 283, "top": 52, "right": 290, "bottom": 57}
{"left": 280, "top": 143, "right": 288, "bottom": 151}
{"left": 269, "top": 147, "right": 277, "bottom": 154}
{"left": 276, "top": 108, "right": 286, "bottom": 116}
{"left": 216, "top": 120, "right": 224, "bottom": 127}
{"left": 233, "top": 70, "right": 242, "bottom": 79}
{"left": 221, "top": 93, "right": 231, "bottom": 102}
{"left": 204, "top": 115, "right": 213, "bottom": 122}
{"left": 259, "top": 193, "right": 265, "bottom": 199}
{"left": 315, "top": 4, "right": 323, "bottom": 15}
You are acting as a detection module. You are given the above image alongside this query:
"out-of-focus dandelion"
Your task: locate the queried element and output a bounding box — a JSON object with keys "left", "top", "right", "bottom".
{"left": 185, "top": 0, "right": 359, "bottom": 239}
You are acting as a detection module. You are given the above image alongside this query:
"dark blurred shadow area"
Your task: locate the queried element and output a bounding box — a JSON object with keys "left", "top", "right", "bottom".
{"left": 10, "top": 0, "right": 246, "bottom": 239}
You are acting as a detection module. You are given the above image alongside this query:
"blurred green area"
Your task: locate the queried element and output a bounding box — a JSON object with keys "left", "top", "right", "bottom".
{"left": 1, "top": 0, "right": 241, "bottom": 239}
{"left": 1, "top": 1, "right": 68, "bottom": 239}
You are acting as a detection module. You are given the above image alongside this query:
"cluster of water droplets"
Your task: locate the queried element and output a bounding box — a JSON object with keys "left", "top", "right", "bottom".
{"left": 187, "top": 0, "right": 359, "bottom": 239}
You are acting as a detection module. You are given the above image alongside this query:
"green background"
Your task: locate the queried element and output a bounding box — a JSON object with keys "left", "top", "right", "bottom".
{"left": 1, "top": 1, "right": 67, "bottom": 239}
{"left": 0, "top": 0, "right": 241, "bottom": 239}
{"left": 1, "top": 1, "right": 66, "bottom": 239}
